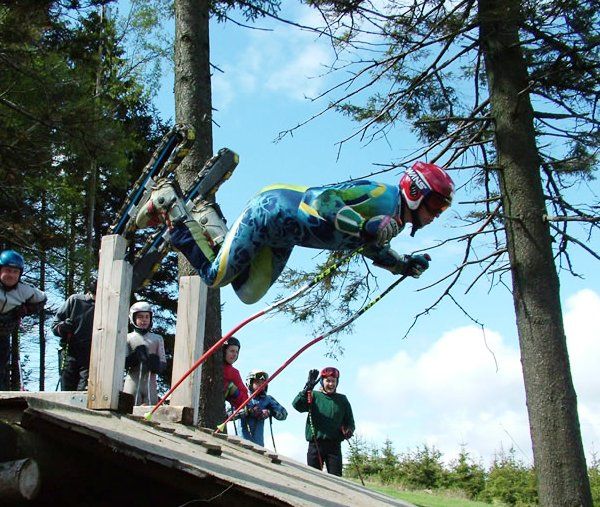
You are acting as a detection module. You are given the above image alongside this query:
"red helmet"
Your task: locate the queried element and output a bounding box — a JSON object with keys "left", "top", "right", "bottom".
{"left": 320, "top": 367, "right": 340, "bottom": 380}
{"left": 399, "top": 162, "right": 454, "bottom": 215}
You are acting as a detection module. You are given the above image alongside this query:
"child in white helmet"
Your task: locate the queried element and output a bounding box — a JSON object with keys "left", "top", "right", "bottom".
{"left": 123, "top": 301, "right": 166, "bottom": 405}
{"left": 239, "top": 369, "right": 288, "bottom": 447}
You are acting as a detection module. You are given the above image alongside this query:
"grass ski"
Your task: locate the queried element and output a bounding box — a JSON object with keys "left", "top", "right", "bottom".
{"left": 131, "top": 148, "right": 239, "bottom": 291}
{"left": 111, "top": 124, "right": 195, "bottom": 237}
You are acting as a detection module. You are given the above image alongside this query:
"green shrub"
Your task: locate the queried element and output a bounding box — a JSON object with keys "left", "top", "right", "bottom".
{"left": 447, "top": 446, "right": 486, "bottom": 499}
{"left": 479, "top": 448, "right": 537, "bottom": 506}
{"left": 397, "top": 444, "right": 448, "bottom": 489}
{"left": 589, "top": 452, "right": 600, "bottom": 505}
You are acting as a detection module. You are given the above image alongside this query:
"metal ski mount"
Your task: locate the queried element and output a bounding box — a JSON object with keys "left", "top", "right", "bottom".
{"left": 130, "top": 147, "right": 239, "bottom": 291}
{"left": 111, "top": 123, "right": 196, "bottom": 237}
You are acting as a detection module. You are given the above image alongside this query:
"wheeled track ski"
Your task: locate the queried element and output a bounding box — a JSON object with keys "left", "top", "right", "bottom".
{"left": 131, "top": 148, "right": 239, "bottom": 291}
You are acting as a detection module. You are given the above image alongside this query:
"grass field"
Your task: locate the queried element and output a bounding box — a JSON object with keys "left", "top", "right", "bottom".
{"left": 366, "top": 484, "right": 501, "bottom": 507}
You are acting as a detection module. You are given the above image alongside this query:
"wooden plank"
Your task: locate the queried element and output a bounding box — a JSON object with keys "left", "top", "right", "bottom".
{"left": 87, "top": 235, "right": 132, "bottom": 410}
{"left": 131, "top": 405, "right": 194, "bottom": 425}
{"left": 169, "top": 276, "right": 207, "bottom": 425}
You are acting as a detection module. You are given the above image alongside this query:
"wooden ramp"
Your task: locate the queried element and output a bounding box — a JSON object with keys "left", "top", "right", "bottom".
{"left": 0, "top": 392, "right": 413, "bottom": 507}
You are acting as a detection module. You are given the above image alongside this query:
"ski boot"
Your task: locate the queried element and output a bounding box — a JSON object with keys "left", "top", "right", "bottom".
{"left": 135, "top": 178, "right": 189, "bottom": 229}
{"left": 190, "top": 200, "right": 229, "bottom": 253}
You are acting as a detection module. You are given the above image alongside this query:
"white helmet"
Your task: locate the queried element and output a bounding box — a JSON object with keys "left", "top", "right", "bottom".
{"left": 246, "top": 369, "right": 269, "bottom": 393}
{"left": 129, "top": 301, "right": 153, "bottom": 327}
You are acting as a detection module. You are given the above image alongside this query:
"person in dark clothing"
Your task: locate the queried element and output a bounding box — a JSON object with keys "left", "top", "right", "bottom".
{"left": 292, "top": 366, "right": 355, "bottom": 477}
{"left": 51, "top": 279, "right": 96, "bottom": 391}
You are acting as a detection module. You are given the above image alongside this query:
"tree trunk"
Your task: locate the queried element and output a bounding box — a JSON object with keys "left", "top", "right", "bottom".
{"left": 39, "top": 191, "right": 47, "bottom": 391}
{"left": 10, "top": 330, "right": 19, "bottom": 391}
{"left": 478, "top": 0, "right": 592, "bottom": 504}
{"left": 174, "top": 0, "right": 224, "bottom": 428}
{"left": 85, "top": 5, "right": 104, "bottom": 285}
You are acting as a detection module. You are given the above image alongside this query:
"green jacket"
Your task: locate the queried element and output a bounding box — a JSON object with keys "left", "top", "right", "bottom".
{"left": 292, "top": 389, "right": 355, "bottom": 442}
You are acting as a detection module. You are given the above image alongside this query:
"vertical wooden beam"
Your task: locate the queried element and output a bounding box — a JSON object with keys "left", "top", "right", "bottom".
{"left": 170, "top": 276, "right": 207, "bottom": 424}
{"left": 87, "top": 235, "right": 132, "bottom": 410}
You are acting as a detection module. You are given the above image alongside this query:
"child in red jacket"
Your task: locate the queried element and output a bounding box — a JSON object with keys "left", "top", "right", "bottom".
{"left": 223, "top": 336, "right": 248, "bottom": 410}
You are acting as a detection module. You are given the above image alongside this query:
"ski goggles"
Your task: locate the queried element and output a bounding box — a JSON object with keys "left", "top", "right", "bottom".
{"left": 252, "top": 372, "right": 269, "bottom": 381}
{"left": 422, "top": 191, "right": 452, "bottom": 216}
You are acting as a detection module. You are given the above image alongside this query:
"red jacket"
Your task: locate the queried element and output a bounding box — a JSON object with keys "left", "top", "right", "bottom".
{"left": 223, "top": 363, "right": 248, "bottom": 409}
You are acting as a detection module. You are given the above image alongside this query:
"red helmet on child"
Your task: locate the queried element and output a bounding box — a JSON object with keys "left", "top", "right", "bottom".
{"left": 320, "top": 366, "right": 340, "bottom": 391}
{"left": 320, "top": 366, "right": 340, "bottom": 380}
{"left": 399, "top": 162, "right": 454, "bottom": 215}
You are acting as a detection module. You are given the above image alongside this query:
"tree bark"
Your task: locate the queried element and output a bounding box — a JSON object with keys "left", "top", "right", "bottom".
{"left": 478, "top": 0, "right": 592, "bottom": 504}
{"left": 174, "top": 0, "right": 225, "bottom": 428}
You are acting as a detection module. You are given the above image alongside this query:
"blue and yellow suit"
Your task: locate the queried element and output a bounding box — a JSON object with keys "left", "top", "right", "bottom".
{"left": 170, "top": 180, "right": 405, "bottom": 304}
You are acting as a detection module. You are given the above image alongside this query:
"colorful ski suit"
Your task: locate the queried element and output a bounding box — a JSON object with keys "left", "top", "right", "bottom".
{"left": 239, "top": 392, "right": 287, "bottom": 447}
{"left": 170, "top": 180, "right": 406, "bottom": 304}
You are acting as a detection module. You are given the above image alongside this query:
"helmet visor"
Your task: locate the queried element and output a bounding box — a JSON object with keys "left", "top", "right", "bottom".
{"left": 423, "top": 191, "right": 451, "bottom": 216}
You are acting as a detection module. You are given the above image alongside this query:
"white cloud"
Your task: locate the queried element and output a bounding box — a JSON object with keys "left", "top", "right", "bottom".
{"left": 353, "top": 290, "right": 600, "bottom": 465}
{"left": 272, "top": 431, "right": 308, "bottom": 463}
{"left": 265, "top": 45, "right": 331, "bottom": 100}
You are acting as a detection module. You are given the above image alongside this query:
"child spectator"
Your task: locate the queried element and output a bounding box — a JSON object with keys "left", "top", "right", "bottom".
{"left": 239, "top": 369, "right": 287, "bottom": 447}
{"left": 123, "top": 301, "right": 166, "bottom": 405}
{"left": 222, "top": 336, "right": 248, "bottom": 412}
{"left": 292, "top": 366, "right": 355, "bottom": 477}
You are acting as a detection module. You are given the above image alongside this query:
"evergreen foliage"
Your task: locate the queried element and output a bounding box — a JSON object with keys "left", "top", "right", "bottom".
{"left": 344, "top": 439, "right": 600, "bottom": 505}
{"left": 0, "top": 0, "right": 178, "bottom": 387}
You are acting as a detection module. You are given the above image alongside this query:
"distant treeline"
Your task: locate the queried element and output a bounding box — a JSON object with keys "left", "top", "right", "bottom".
{"left": 344, "top": 439, "right": 600, "bottom": 506}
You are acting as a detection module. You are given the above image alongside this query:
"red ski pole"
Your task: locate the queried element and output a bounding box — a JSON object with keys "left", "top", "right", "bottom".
{"left": 215, "top": 269, "right": 416, "bottom": 432}
{"left": 146, "top": 248, "right": 362, "bottom": 419}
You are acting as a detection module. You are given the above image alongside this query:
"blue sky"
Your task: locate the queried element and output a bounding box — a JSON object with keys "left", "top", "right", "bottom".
{"left": 28, "top": 0, "right": 599, "bottom": 468}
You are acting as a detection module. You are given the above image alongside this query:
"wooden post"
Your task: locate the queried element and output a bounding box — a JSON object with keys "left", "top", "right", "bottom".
{"left": 87, "top": 235, "right": 132, "bottom": 410}
{"left": 170, "top": 276, "right": 207, "bottom": 425}
{"left": 0, "top": 459, "right": 41, "bottom": 501}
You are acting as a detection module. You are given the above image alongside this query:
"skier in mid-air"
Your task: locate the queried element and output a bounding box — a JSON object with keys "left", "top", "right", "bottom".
{"left": 135, "top": 162, "right": 454, "bottom": 304}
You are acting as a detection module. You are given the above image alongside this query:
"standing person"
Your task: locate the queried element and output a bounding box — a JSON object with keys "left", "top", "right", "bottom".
{"left": 51, "top": 279, "right": 96, "bottom": 391}
{"left": 135, "top": 162, "right": 454, "bottom": 304}
{"left": 123, "top": 302, "right": 166, "bottom": 405}
{"left": 0, "top": 250, "right": 46, "bottom": 390}
{"left": 222, "top": 336, "right": 248, "bottom": 412}
{"left": 292, "top": 367, "right": 355, "bottom": 477}
{"left": 239, "top": 369, "right": 288, "bottom": 447}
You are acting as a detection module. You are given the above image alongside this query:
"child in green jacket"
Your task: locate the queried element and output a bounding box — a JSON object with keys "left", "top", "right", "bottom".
{"left": 292, "top": 366, "right": 355, "bottom": 477}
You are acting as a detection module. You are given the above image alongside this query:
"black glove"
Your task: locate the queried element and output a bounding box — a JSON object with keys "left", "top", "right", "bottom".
{"left": 341, "top": 426, "right": 354, "bottom": 440}
{"left": 147, "top": 354, "right": 161, "bottom": 373}
{"left": 395, "top": 254, "right": 431, "bottom": 278}
{"left": 303, "top": 369, "right": 320, "bottom": 392}
{"left": 56, "top": 319, "right": 75, "bottom": 339}
{"left": 125, "top": 345, "right": 148, "bottom": 369}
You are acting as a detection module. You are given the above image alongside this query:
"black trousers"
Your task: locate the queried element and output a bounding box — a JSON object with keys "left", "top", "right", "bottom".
{"left": 307, "top": 440, "right": 343, "bottom": 477}
{"left": 0, "top": 335, "right": 9, "bottom": 390}
{"left": 60, "top": 349, "right": 90, "bottom": 391}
